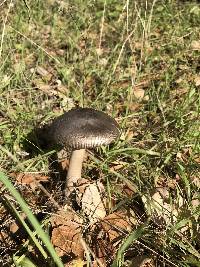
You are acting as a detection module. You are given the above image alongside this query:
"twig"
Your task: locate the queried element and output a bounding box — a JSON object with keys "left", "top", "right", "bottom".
{"left": 136, "top": 240, "right": 179, "bottom": 267}
{"left": 98, "top": 0, "right": 107, "bottom": 55}
{"left": 0, "top": 0, "right": 7, "bottom": 7}
{"left": 0, "top": 144, "right": 18, "bottom": 163}
{"left": 147, "top": 0, "right": 157, "bottom": 36}
{"left": 38, "top": 183, "right": 61, "bottom": 210}
{"left": 126, "top": 0, "right": 129, "bottom": 34}
{"left": 0, "top": 0, "right": 13, "bottom": 59}
{"left": 108, "top": 28, "right": 135, "bottom": 86}
{"left": 10, "top": 26, "right": 61, "bottom": 64}
{"left": 80, "top": 238, "right": 105, "bottom": 267}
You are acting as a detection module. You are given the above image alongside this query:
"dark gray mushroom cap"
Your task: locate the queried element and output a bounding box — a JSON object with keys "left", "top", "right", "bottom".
{"left": 48, "top": 108, "right": 120, "bottom": 149}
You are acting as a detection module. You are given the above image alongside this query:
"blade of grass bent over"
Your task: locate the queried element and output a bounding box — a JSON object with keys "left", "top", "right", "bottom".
{"left": 0, "top": 171, "right": 64, "bottom": 267}
{"left": 111, "top": 224, "right": 146, "bottom": 267}
{"left": 2, "top": 195, "right": 48, "bottom": 259}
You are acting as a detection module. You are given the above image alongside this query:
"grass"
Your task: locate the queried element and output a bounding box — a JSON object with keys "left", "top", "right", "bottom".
{"left": 0, "top": 0, "right": 199, "bottom": 266}
{"left": 0, "top": 172, "right": 64, "bottom": 267}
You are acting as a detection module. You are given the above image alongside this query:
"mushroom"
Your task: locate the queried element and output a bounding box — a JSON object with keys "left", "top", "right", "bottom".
{"left": 47, "top": 107, "right": 120, "bottom": 198}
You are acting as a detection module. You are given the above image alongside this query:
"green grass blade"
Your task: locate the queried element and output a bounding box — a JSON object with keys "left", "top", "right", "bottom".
{"left": 112, "top": 225, "right": 146, "bottom": 267}
{"left": 170, "top": 237, "right": 200, "bottom": 260}
{"left": 13, "top": 255, "right": 38, "bottom": 267}
{"left": 3, "top": 195, "right": 48, "bottom": 259}
{"left": 0, "top": 171, "right": 64, "bottom": 267}
{"left": 109, "top": 147, "right": 160, "bottom": 156}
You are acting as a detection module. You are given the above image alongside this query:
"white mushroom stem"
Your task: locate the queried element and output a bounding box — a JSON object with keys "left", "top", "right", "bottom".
{"left": 65, "top": 148, "right": 85, "bottom": 197}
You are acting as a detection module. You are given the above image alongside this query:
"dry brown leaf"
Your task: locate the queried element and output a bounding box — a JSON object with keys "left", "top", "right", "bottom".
{"left": 32, "top": 78, "right": 56, "bottom": 96}
{"left": 24, "top": 53, "right": 36, "bottom": 65}
{"left": 57, "top": 84, "right": 69, "bottom": 94}
{"left": 191, "top": 176, "right": 200, "bottom": 188}
{"left": 175, "top": 77, "right": 184, "bottom": 84}
{"left": 110, "top": 160, "right": 127, "bottom": 171}
{"left": 93, "top": 210, "right": 133, "bottom": 244}
{"left": 142, "top": 187, "right": 184, "bottom": 226}
{"left": 36, "top": 66, "right": 52, "bottom": 81}
{"left": 64, "top": 258, "right": 85, "bottom": 267}
{"left": 101, "top": 211, "right": 133, "bottom": 242}
{"left": 133, "top": 88, "right": 145, "bottom": 99}
{"left": 57, "top": 49, "right": 65, "bottom": 56}
{"left": 126, "top": 130, "right": 134, "bottom": 141}
{"left": 194, "top": 155, "right": 200, "bottom": 164}
{"left": 127, "top": 256, "right": 155, "bottom": 267}
{"left": 11, "top": 172, "right": 49, "bottom": 190}
{"left": 81, "top": 182, "right": 106, "bottom": 225}
{"left": 90, "top": 210, "right": 133, "bottom": 266}
{"left": 191, "top": 193, "right": 200, "bottom": 224}
{"left": 0, "top": 231, "right": 9, "bottom": 243}
{"left": 129, "top": 103, "right": 143, "bottom": 112}
{"left": 191, "top": 40, "right": 200, "bottom": 50}
{"left": 75, "top": 178, "right": 90, "bottom": 195}
{"left": 90, "top": 233, "right": 115, "bottom": 266}
{"left": 194, "top": 76, "right": 200, "bottom": 86}
{"left": 51, "top": 210, "right": 84, "bottom": 258}
{"left": 9, "top": 213, "right": 26, "bottom": 234}
{"left": 191, "top": 193, "right": 200, "bottom": 209}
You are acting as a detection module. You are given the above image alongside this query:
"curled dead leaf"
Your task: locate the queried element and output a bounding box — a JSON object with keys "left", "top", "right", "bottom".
{"left": 92, "top": 210, "right": 133, "bottom": 244}
{"left": 81, "top": 182, "right": 106, "bottom": 225}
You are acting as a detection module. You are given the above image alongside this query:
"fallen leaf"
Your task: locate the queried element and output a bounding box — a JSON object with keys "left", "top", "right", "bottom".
{"left": 64, "top": 259, "right": 85, "bottom": 267}
{"left": 81, "top": 182, "right": 106, "bottom": 225}
{"left": 110, "top": 160, "right": 127, "bottom": 171}
{"left": 127, "top": 256, "right": 155, "bottom": 267}
{"left": 57, "top": 49, "right": 65, "bottom": 56}
{"left": 101, "top": 211, "right": 133, "bottom": 242}
{"left": 191, "top": 176, "right": 200, "bottom": 188}
{"left": 57, "top": 84, "right": 69, "bottom": 94}
{"left": 133, "top": 88, "right": 145, "bottom": 99}
{"left": 57, "top": 149, "right": 70, "bottom": 170}
{"left": 11, "top": 172, "right": 49, "bottom": 190}
{"left": 0, "top": 230, "right": 9, "bottom": 243}
{"left": 194, "top": 76, "right": 200, "bottom": 86}
{"left": 99, "top": 58, "right": 108, "bottom": 66}
{"left": 9, "top": 213, "right": 26, "bottom": 234}
{"left": 32, "top": 79, "right": 56, "bottom": 96}
{"left": 194, "top": 155, "right": 200, "bottom": 164}
{"left": 126, "top": 129, "right": 134, "bottom": 141}
{"left": 92, "top": 210, "right": 133, "bottom": 244}
{"left": 142, "top": 187, "right": 184, "bottom": 225}
{"left": 191, "top": 193, "right": 200, "bottom": 209}
{"left": 191, "top": 193, "right": 200, "bottom": 227}
{"left": 90, "top": 210, "right": 134, "bottom": 266}
{"left": 51, "top": 210, "right": 84, "bottom": 259}
{"left": 36, "top": 66, "right": 52, "bottom": 81}
{"left": 191, "top": 40, "right": 200, "bottom": 50}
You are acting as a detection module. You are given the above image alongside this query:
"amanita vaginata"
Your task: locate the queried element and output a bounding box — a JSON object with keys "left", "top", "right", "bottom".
{"left": 47, "top": 108, "right": 120, "bottom": 198}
